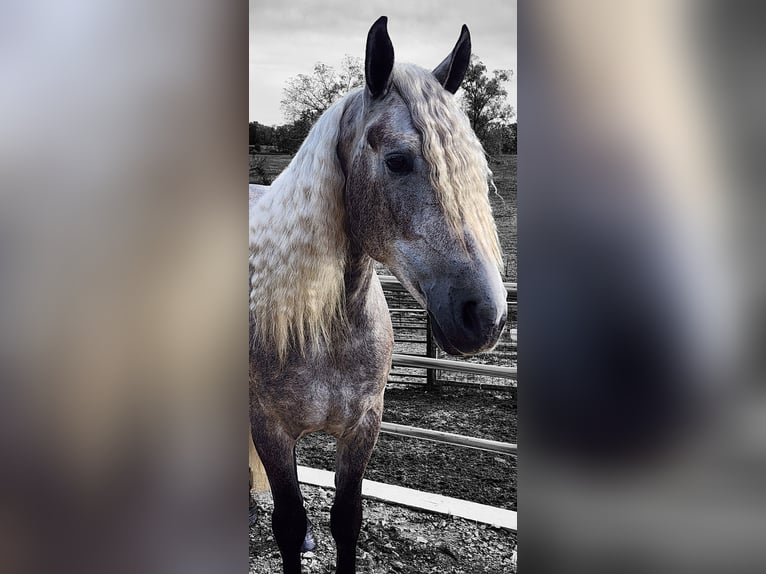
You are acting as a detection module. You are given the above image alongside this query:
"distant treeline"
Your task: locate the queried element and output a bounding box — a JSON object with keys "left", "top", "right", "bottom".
{"left": 249, "top": 119, "right": 516, "bottom": 156}
{"left": 249, "top": 117, "right": 312, "bottom": 155}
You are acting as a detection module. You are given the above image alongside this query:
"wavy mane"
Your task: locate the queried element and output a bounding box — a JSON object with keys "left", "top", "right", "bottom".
{"left": 392, "top": 64, "right": 503, "bottom": 267}
{"left": 249, "top": 94, "right": 355, "bottom": 360}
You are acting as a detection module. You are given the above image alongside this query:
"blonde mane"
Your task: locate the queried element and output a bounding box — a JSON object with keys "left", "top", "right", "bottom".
{"left": 249, "top": 94, "right": 354, "bottom": 360}
{"left": 392, "top": 64, "right": 503, "bottom": 267}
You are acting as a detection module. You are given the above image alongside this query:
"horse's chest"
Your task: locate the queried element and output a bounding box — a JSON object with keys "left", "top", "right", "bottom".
{"left": 313, "top": 371, "right": 384, "bottom": 435}
{"left": 252, "top": 285, "right": 393, "bottom": 438}
{"left": 256, "top": 357, "right": 386, "bottom": 438}
{"left": 254, "top": 329, "right": 392, "bottom": 438}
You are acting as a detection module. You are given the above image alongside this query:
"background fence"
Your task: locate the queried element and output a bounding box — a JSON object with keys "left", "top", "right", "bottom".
{"left": 374, "top": 273, "right": 518, "bottom": 527}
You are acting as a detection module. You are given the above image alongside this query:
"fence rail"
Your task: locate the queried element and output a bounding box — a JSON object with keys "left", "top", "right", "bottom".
{"left": 380, "top": 421, "right": 517, "bottom": 455}
{"left": 392, "top": 353, "right": 517, "bottom": 379}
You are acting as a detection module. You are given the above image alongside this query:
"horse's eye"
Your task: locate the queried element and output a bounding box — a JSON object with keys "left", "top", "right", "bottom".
{"left": 385, "top": 154, "right": 413, "bottom": 174}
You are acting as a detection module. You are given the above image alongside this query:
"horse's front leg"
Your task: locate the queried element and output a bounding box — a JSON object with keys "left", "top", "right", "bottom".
{"left": 252, "top": 427, "right": 307, "bottom": 574}
{"left": 331, "top": 409, "right": 381, "bottom": 574}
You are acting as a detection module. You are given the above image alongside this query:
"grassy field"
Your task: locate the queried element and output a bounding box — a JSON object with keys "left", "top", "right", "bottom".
{"left": 249, "top": 153, "right": 517, "bottom": 281}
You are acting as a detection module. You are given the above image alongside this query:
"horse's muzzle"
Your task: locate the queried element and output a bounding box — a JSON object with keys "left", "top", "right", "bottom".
{"left": 426, "top": 281, "right": 508, "bottom": 356}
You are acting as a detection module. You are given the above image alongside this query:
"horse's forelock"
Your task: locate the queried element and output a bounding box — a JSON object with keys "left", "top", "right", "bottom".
{"left": 391, "top": 64, "right": 503, "bottom": 268}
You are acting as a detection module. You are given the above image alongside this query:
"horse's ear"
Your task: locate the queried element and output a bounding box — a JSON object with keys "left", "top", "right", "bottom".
{"left": 365, "top": 16, "right": 394, "bottom": 99}
{"left": 433, "top": 25, "right": 471, "bottom": 94}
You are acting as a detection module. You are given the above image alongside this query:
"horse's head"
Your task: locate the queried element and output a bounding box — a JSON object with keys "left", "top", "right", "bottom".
{"left": 340, "top": 17, "right": 507, "bottom": 356}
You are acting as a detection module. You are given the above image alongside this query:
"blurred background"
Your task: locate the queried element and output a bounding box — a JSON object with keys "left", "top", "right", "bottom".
{"left": 0, "top": 1, "right": 764, "bottom": 573}
{"left": 0, "top": 2, "right": 247, "bottom": 573}
{"left": 520, "top": 1, "right": 766, "bottom": 572}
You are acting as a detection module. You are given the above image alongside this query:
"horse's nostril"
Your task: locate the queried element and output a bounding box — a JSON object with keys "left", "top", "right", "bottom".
{"left": 461, "top": 300, "right": 480, "bottom": 334}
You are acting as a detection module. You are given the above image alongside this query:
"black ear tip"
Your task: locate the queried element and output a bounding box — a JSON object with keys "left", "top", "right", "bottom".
{"left": 368, "top": 16, "right": 388, "bottom": 40}
{"left": 460, "top": 25, "right": 470, "bottom": 40}
{"left": 366, "top": 16, "right": 395, "bottom": 99}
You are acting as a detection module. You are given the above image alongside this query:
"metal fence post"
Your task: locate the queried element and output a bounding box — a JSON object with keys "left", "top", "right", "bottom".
{"left": 426, "top": 314, "right": 437, "bottom": 389}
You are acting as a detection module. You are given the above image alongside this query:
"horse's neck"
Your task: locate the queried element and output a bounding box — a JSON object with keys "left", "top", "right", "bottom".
{"left": 343, "top": 247, "right": 377, "bottom": 313}
{"left": 336, "top": 93, "right": 381, "bottom": 315}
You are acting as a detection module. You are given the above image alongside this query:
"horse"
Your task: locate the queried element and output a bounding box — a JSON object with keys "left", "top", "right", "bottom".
{"left": 250, "top": 16, "right": 507, "bottom": 574}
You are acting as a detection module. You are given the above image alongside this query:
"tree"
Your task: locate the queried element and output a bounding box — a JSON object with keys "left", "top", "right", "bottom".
{"left": 505, "top": 122, "right": 517, "bottom": 154}
{"left": 249, "top": 121, "right": 276, "bottom": 151}
{"left": 273, "top": 115, "right": 312, "bottom": 154}
{"left": 280, "top": 55, "right": 364, "bottom": 123}
{"left": 249, "top": 122, "right": 257, "bottom": 147}
{"left": 483, "top": 125, "right": 504, "bottom": 156}
{"left": 460, "top": 55, "right": 514, "bottom": 151}
{"left": 483, "top": 122, "right": 517, "bottom": 156}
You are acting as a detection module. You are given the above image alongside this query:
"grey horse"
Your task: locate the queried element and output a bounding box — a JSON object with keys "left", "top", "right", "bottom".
{"left": 250, "top": 16, "right": 507, "bottom": 574}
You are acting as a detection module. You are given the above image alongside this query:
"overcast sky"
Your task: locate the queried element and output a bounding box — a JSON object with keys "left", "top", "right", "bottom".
{"left": 249, "top": 0, "right": 517, "bottom": 125}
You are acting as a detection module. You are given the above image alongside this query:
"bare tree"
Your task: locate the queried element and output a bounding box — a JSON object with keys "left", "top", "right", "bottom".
{"left": 280, "top": 55, "right": 364, "bottom": 123}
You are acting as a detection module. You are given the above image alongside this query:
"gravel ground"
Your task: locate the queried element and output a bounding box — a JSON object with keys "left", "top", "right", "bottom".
{"left": 249, "top": 486, "right": 517, "bottom": 574}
